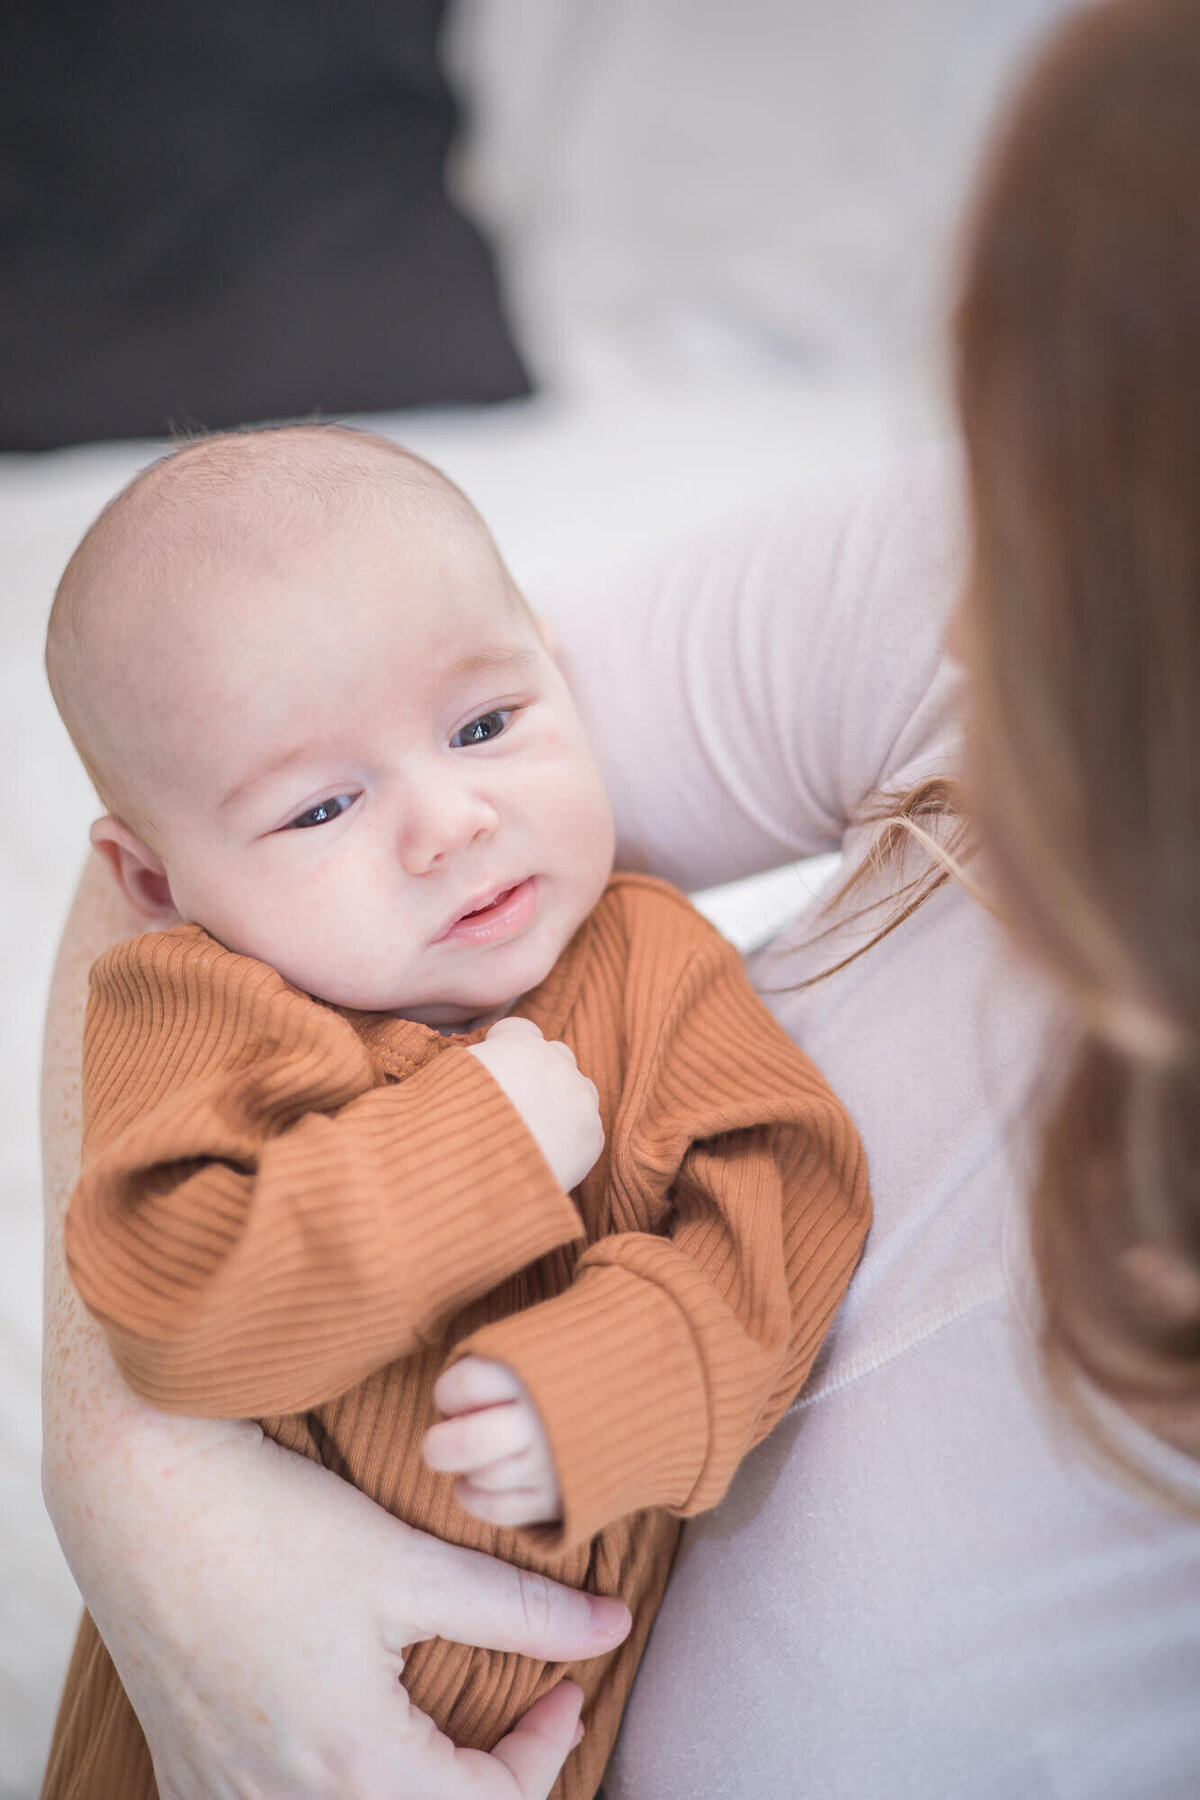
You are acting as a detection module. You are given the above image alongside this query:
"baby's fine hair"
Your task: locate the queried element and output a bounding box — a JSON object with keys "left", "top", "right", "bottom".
{"left": 45, "top": 423, "right": 500, "bottom": 821}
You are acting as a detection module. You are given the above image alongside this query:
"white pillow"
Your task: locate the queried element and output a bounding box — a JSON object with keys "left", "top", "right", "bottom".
{"left": 445, "top": 0, "right": 1084, "bottom": 386}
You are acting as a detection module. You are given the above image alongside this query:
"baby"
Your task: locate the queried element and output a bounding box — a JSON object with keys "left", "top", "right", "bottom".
{"left": 42, "top": 425, "right": 870, "bottom": 1800}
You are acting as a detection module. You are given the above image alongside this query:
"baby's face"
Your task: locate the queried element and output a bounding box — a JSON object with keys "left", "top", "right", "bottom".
{"left": 133, "top": 510, "right": 615, "bottom": 1024}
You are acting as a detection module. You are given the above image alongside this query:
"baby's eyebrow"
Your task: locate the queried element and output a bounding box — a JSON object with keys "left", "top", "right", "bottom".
{"left": 445, "top": 646, "right": 539, "bottom": 679}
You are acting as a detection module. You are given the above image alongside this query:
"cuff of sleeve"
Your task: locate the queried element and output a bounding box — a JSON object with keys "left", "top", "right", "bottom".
{"left": 455, "top": 1262, "right": 710, "bottom": 1550}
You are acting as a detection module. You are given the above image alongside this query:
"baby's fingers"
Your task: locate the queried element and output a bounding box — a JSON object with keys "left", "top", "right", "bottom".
{"left": 434, "top": 1355, "right": 524, "bottom": 1417}
{"left": 450, "top": 1447, "right": 548, "bottom": 1494}
{"left": 455, "top": 1477, "right": 560, "bottom": 1530}
{"left": 423, "top": 1401, "right": 536, "bottom": 1476}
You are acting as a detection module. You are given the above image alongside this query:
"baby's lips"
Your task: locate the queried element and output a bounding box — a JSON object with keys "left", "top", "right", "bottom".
{"left": 434, "top": 878, "right": 518, "bottom": 939}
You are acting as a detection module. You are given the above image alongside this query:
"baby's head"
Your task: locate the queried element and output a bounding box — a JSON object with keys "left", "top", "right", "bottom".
{"left": 47, "top": 425, "right": 615, "bottom": 1025}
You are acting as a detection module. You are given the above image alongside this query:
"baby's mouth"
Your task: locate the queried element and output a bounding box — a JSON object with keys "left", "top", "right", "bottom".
{"left": 458, "top": 884, "right": 519, "bottom": 923}
{"left": 435, "top": 878, "right": 539, "bottom": 945}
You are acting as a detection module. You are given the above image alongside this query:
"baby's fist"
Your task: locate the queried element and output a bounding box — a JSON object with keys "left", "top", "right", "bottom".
{"left": 466, "top": 1016, "right": 603, "bottom": 1193}
{"left": 422, "top": 1356, "right": 562, "bottom": 1529}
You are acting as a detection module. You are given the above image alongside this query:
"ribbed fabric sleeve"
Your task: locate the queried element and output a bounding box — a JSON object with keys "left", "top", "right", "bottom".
{"left": 65, "top": 926, "right": 584, "bottom": 1415}
{"left": 456, "top": 880, "right": 871, "bottom": 1550}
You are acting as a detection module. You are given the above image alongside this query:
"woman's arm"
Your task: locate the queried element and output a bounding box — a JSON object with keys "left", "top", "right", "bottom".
{"left": 532, "top": 447, "right": 968, "bottom": 891}
{"left": 41, "top": 854, "right": 629, "bottom": 1800}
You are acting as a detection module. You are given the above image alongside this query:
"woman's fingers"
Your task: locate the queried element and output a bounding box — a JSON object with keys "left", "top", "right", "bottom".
{"left": 381, "top": 1681, "right": 583, "bottom": 1800}
{"left": 146, "top": 1600, "right": 588, "bottom": 1800}
{"left": 392, "top": 1522, "right": 630, "bottom": 1662}
{"left": 485, "top": 1682, "right": 585, "bottom": 1800}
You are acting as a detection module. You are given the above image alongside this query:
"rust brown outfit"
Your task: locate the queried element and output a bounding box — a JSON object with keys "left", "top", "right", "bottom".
{"left": 44, "top": 874, "right": 870, "bottom": 1799}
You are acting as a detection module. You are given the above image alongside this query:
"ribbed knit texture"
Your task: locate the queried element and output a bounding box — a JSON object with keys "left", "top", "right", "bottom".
{"left": 44, "top": 874, "right": 870, "bottom": 1800}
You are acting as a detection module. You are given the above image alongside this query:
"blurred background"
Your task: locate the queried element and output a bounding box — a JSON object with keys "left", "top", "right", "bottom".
{"left": 0, "top": 2, "right": 1081, "bottom": 1790}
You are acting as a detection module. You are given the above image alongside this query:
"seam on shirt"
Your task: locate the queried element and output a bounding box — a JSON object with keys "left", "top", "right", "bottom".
{"left": 786, "top": 1276, "right": 1009, "bottom": 1414}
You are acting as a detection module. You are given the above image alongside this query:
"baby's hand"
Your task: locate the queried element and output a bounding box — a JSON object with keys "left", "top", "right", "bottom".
{"left": 466, "top": 1016, "right": 603, "bottom": 1194}
{"left": 422, "top": 1356, "right": 562, "bottom": 1529}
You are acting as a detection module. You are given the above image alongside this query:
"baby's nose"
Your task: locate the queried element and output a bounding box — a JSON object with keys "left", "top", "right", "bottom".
{"left": 398, "top": 780, "right": 499, "bottom": 875}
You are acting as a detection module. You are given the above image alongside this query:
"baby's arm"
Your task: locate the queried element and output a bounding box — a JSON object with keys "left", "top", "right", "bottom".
{"left": 68, "top": 930, "right": 593, "bottom": 1416}
{"left": 417, "top": 1023, "right": 603, "bottom": 1527}
{"left": 433, "top": 895, "right": 872, "bottom": 1548}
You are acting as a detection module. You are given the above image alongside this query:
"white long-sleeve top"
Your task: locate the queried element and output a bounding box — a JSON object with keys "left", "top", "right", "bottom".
{"left": 534, "top": 450, "right": 1200, "bottom": 1800}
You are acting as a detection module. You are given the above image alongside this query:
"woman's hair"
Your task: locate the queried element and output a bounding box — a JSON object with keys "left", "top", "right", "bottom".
{"left": 954, "top": 0, "right": 1200, "bottom": 1435}
{"left": 792, "top": 777, "right": 978, "bottom": 988}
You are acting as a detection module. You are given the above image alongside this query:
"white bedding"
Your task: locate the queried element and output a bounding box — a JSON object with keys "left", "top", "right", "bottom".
{"left": 0, "top": 3, "right": 1082, "bottom": 1789}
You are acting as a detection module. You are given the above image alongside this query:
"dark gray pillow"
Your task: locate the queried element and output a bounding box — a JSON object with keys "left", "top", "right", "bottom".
{"left": 0, "top": 2, "right": 531, "bottom": 450}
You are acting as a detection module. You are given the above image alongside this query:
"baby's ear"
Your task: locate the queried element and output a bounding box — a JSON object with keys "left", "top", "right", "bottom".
{"left": 89, "top": 817, "right": 180, "bottom": 924}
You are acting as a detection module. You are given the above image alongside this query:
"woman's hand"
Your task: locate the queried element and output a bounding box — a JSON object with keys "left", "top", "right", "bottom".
{"left": 41, "top": 856, "right": 629, "bottom": 1799}
{"left": 50, "top": 1410, "right": 625, "bottom": 1800}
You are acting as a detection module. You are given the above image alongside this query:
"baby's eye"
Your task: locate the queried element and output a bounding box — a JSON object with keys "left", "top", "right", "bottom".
{"left": 451, "top": 709, "right": 512, "bottom": 747}
{"left": 286, "top": 794, "right": 357, "bottom": 830}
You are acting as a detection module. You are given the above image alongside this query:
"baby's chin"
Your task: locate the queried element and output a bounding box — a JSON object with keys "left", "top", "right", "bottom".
{"left": 297, "top": 906, "right": 581, "bottom": 1022}
{"left": 298, "top": 978, "right": 514, "bottom": 1026}
{"left": 397, "top": 993, "right": 521, "bottom": 1031}
{"left": 370, "top": 957, "right": 563, "bottom": 1028}
{"left": 391, "top": 961, "right": 558, "bottom": 1028}
{"left": 326, "top": 967, "right": 541, "bottom": 1027}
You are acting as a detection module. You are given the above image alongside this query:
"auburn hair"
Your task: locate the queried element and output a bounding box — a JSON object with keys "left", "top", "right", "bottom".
{"left": 955, "top": 0, "right": 1200, "bottom": 1445}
